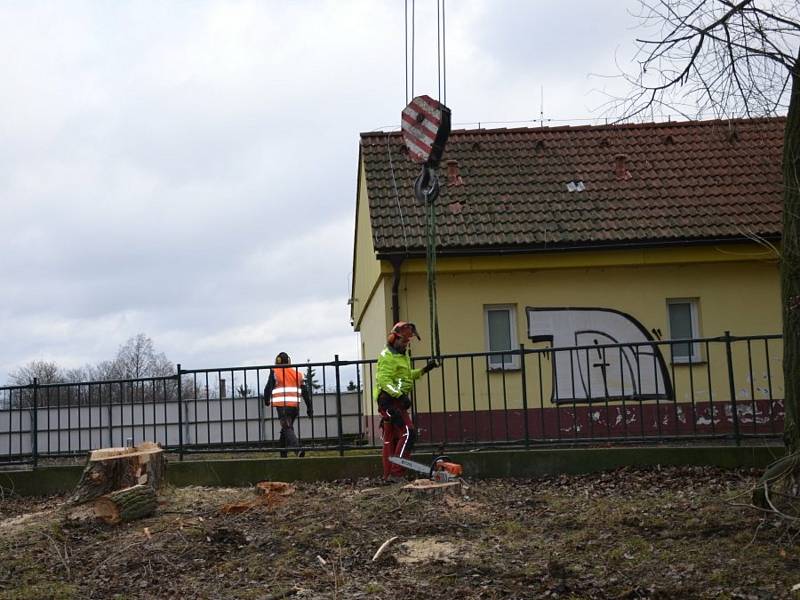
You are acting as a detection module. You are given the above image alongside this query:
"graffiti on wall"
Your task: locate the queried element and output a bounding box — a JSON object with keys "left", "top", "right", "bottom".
{"left": 526, "top": 307, "right": 673, "bottom": 403}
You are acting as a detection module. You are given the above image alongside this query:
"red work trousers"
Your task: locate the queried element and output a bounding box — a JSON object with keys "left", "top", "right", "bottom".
{"left": 378, "top": 396, "right": 415, "bottom": 479}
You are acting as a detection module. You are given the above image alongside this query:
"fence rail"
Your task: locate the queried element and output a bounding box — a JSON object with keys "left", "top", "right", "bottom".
{"left": 0, "top": 333, "right": 785, "bottom": 467}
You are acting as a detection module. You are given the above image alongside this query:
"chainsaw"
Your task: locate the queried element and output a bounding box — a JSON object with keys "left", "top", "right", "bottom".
{"left": 389, "top": 455, "right": 463, "bottom": 483}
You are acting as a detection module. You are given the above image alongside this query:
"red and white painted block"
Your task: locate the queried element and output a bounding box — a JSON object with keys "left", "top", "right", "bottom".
{"left": 401, "top": 95, "right": 451, "bottom": 165}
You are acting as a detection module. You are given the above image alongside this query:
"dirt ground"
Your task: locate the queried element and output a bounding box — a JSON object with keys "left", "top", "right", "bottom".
{"left": 0, "top": 465, "right": 798, "bottom": 599}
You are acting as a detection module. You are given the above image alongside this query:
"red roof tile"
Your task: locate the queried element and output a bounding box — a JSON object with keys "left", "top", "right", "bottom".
{"left": 359, "top": 117, "right": 785, "bottom": 256}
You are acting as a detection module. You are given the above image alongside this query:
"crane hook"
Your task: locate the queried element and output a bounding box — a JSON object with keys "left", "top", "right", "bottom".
{"left": 414, "top": 165, "right": 440, "bottom": 204}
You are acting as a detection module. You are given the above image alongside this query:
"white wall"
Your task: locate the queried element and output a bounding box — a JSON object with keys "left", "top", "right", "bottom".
{"left": 0, "top": 390, "right": 364, "bottom": 458}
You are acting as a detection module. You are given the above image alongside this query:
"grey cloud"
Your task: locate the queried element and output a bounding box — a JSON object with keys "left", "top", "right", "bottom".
{"left": 0, "top": 0, "right": 648, "bottom": 383}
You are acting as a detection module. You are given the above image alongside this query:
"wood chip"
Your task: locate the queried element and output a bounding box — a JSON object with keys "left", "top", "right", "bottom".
{"left": 372, "top": 535, "right": 399, "bottom": 562}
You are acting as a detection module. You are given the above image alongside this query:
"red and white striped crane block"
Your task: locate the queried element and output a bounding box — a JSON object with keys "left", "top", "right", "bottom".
{"left": 401, "top": 95, "right": 451, "bottom": 166}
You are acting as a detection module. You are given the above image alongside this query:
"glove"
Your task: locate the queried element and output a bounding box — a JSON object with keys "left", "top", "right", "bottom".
{"left": 306, "top": 406, "right": 314, "bottom": 417}
{"left": 422, "top": 359, "right": 439, "bottom": 374}
{"left": 399, "top": 394, "right": 411, "bottom": 410}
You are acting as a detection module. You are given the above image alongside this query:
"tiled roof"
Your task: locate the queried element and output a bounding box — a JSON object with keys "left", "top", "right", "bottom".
{"left": 359, "top": 117, "right": 785, "bottom": 256}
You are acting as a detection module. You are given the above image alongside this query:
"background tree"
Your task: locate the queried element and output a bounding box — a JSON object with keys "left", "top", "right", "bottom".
{"left": 6, "top": 360, "right": 65, "bottom": 408}
{"left": 75, "top": 360, "right": 117, "bottom": 382}
{"left": 237, "top": 384, "right": 253, "bottom": 398}
{"left": 8, "top": 359, "right": 64, "bottom": 386}
{"left": 617, "top": 0, "right": 799, "bottom": 503}
{"left": 110, "top": 333, "right": 174, "bottom": 380}
{"left": 305, "top": 362, "right": 322, "bottom": 392}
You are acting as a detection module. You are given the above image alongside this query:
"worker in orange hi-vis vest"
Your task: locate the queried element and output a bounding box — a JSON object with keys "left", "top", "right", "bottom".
{"left": 264, "top": 352, "right": 313, "bottom": 457}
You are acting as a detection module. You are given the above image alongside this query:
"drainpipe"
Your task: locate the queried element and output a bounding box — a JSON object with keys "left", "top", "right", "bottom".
{"left": 390, "top": 256, "right": 403, "bottom": 324}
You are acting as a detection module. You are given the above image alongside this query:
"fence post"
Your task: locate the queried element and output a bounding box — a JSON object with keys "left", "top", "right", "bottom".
{"left": 724, "top": 331, "right": 741, "bottom": 446}
{"left": 176, "top": 363, "right": 184, "bottom": 461}
{"left": 519, "top": 344, "right": 530, "bottom": 449}
{"left": 334, "top": 355, "right": 344, "bottom": 456}
{"left": 107, "top": 384, "right": 114, "bottom": 447}
{"left": 32, "top": 378, "right": 39, "bottom": 468}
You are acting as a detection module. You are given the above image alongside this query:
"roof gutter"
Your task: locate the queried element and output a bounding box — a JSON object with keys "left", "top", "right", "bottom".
{"left": 375, "top": 235, "right": 781, "bottom": 261}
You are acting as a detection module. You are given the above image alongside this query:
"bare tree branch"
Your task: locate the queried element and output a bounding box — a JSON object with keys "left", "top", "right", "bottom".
{"left": 611, "top": 0, "right": 798, "bottom": 120}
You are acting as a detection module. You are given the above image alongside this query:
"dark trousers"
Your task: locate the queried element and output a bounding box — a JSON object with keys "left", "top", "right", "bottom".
{"left": 275, "top": 406, "right": 299, "bottom": 457}
{"left": 377, "top": 393, "right": 415, "bottom": 478}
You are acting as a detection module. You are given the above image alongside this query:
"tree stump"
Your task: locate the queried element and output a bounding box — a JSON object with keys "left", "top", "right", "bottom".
{"left": 68, "top": 441, "right": 166, "bottom": 507}
{"left": 402, "top": 478, "right": 463, "bottom": 496}
{"left": 94, "top": 484, "right": 158, "bottom": 524}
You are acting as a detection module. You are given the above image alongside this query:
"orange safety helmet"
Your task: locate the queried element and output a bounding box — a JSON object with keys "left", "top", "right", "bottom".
{"left": 387, "top": 321, "right": 421, "bottom": 345}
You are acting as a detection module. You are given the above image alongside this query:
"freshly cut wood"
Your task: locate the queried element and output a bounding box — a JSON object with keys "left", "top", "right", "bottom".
{"left": 220, "top": 481, "right": 296, "bottom": 514}
{"left": 68, "top": 442, "right": 165, "bottom": 506}
{"left": 402, "top": 478, "right": 462, "bottom": 496}
{"left": 255, "top": 481, "right": 296, "bottom": 496}
{"left": 93, "top": 484, "right": 157, "bottom": 525}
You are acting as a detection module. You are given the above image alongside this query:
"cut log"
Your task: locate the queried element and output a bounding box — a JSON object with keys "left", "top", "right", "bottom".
{"left": 94, "top": 484, "right": 158, "bottom": 524}
{"left": 68, "top": 441, "right": 166, "bottom": 506}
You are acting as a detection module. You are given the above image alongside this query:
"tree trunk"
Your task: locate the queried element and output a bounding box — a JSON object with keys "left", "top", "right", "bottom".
{"left": 781, "top": 52, "right": 800, "bottom": 454}
{"left": 93, "top": 484, "right": 158, "bottom": 524}
{"left": 752, "top": 52, "right": 800, "bottom": 508}
{"left": 68, "top": 442, "right": 166, "bottom": 506}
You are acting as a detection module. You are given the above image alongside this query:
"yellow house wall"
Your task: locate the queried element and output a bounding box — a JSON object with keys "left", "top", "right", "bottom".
{"left": 357, "top": 278, "right": 392, "bottom": 398}
{"left": 351, "top": 162, "right": 383, "bottom": 331}
{"left": 393, "top": 251, "right": 782, "bottom": 412}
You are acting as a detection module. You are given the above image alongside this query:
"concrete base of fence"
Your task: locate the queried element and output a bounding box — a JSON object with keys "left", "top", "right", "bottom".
{"left": 459, "top": 444, "right": 785, "bottom": 479}
{"left": 1, "top": 464, "right": 85, "bottom": 497}
{"left": 0, "top": 444, "right": 786, "bottom": 496}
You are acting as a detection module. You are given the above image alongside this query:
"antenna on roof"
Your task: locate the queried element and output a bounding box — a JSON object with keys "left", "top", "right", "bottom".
{"left": 540, "top": 85, "right": 544, "bottom": 128}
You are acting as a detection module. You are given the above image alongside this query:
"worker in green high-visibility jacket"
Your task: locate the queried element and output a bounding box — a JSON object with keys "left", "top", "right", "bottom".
{"left": 373, "top": 321, "right": 438, "bottom": 481}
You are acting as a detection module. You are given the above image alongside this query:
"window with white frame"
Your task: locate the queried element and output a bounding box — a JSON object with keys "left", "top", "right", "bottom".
{"left": 667, "top": 298, "right": 701, "bottom": 363}
{"left": 484, "top": 305, "right": 519, "bottom": 369}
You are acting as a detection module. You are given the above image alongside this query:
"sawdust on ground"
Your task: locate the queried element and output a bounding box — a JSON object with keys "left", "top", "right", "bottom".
{"left": 396, "top": 537, "right": 464, "bottom": 564}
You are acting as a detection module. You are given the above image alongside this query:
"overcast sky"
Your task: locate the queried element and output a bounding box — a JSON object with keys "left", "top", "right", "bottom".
{"left": 0, "top": 0, "right": 651, "bottom": 383}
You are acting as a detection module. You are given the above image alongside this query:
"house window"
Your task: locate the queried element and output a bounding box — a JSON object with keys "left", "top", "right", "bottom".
{"left": 484, "top": 305, "right": 519, "bottom": 369}
{"left": 667, "top": 299, "right": 701, "bottom": 363}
